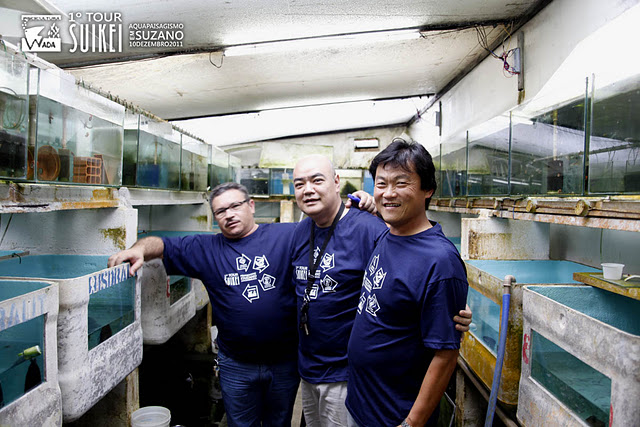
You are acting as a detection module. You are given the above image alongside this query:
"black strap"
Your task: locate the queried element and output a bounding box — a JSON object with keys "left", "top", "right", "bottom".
{"left": 300, "top": 202, "right": 345, "bottom": 335}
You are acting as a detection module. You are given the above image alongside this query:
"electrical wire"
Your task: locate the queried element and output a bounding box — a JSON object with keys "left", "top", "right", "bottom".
{"left": 209, "top": 51, "right": 224, "bottom": 69}
{"left": 475, "top": 24, "right": 520, "bottom": 77}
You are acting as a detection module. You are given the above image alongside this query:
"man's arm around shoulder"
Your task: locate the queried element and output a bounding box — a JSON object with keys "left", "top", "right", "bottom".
{"left": 107, "top": 236, "right": 165, "bottom": 276}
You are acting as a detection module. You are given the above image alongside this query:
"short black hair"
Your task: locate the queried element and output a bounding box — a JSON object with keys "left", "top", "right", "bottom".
{"left": 369, "top": 137, "right": 437, "bottom": 210}
{"left": 208, "top": 182, "right": 250, "bottom": 208}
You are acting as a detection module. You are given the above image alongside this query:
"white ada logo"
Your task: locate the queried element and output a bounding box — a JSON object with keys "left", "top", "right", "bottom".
{"left": 21, "top": 15, "right": 62, "bottom": 52}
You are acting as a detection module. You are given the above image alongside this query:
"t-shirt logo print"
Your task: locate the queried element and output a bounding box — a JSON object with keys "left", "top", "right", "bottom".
{"left": 366, "top": 294, "right": 380, "bottom": 316}
{"left": 372, "top": 268, "right": 386, "bottom": 290}
{"left": 309, "top": 284, "right": 319, "bottom": 299}
{"left": 224, "top": 273, "right": 240, "bottom": 286}
{"left": 243, "top": 284, "right": 260, "bottom": 302}
{"left": 363, "top": 277, "right": 372, "bottom": 292}
{"left": 368, "top": 254, "right": 379, "bottom": 275}
{"left": 253, "top": 255, "right": 270, "bottom": 273}
{"left": 320, "top": 275, "right": 338, "bottom": 292}
{"left": 358, "top": 292, "right": 366, "bottom": 314}
{"left": 259, "top": 274, "right": 276, "bottom": 291}
{"left": 320, "top": 253, "right": 334, "bottom": 272}
{"left": 236, "top": 254, "right": 252, "bottom": 271}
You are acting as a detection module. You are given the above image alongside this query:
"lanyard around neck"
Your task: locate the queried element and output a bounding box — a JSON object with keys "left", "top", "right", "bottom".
{"left": 300, "top": 202, "right": 345, "bottom": 335}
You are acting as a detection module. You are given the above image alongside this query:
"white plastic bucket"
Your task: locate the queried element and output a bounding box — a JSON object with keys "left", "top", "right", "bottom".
{"left": 131, "top": 406, "right": 171, "bottom": 427}
{"left": 601, "top": 263, "right": 624, "bottom": 280}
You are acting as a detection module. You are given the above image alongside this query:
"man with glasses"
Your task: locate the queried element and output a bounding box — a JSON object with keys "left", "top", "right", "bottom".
{"left": 108, "top": 182, "right": 302, "bottom": 427}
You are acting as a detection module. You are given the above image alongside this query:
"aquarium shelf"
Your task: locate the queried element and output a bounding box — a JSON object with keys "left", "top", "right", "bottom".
{"left": 0, "top": 182, "right": 122, "bottom": 213}
{"left": 123, "top": 187, "right": 208, "bottom": 206}
{"left": 430, "top": 196, "right": 640, "bottom": 232}
{"left": 573, "top": 272, "right": 640, "bottom": 301}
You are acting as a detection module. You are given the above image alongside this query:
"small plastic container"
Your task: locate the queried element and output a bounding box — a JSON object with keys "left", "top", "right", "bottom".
{"left": 601, "top": 263, "right": 624, "bottom": 280}
{"left": 131, "top": 406, "right": 171, "bottom": 427}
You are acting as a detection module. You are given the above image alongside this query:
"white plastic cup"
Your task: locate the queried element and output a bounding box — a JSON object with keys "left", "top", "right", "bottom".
{"left": 131, "top": 406, "right": 171, "bottom": 427}
{"left": 601, "top": 263, "right": 624, "bottom": 280}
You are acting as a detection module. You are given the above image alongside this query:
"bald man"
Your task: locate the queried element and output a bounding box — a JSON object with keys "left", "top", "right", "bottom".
{"left": 291, "top": 155, "right": 471, "bottom": 427}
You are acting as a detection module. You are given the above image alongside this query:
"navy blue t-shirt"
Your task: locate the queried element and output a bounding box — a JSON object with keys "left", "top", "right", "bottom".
{"left": 346, "top": 222, "right": 468, "bottom": 427}
{"left": 161, "top": 223, "right": 298, "bottom": 364}
{"left": 291, "top": 208, "right": 388, "bottom": 383}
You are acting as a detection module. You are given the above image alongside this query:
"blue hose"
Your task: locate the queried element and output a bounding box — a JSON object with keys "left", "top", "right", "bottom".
{"left": 484, "top": 275, "right": 514, "bottom": 427}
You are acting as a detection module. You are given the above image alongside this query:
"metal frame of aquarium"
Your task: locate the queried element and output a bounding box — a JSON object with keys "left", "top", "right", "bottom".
{"left": 0, "top": 255, "right": 142, "bottom": 422}
{"left": 0, "top": 280, "right": 61, "bottom": 426}
{"left": 518, "top": 285, "right": 640, "bottom": 427}
{"left": 460, "top": 260, "right": 600, "bottom": 406}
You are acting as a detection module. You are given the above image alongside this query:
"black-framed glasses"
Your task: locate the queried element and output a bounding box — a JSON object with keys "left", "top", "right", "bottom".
{"left": 213, "top": 199, "right": 250, "bottom": 218}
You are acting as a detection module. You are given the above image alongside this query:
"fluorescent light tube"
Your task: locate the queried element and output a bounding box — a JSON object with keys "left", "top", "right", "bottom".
{"left": 224, "top": 29, "right": 421, "bottom": 57}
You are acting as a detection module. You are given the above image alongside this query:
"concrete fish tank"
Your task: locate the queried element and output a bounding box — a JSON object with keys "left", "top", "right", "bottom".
{"left": 123, "top": 111, "right": 181, "bottom": 189}
{"left": 460, "top": 259, "right": 600, "bottom": 406}
{"left": 518, "top": 286, "right": 640, "bottom": 427}
{"left": 0, "top": 280, "right": 61, "bottom": 426}
{"left": 28, "top": 67, "right": 124, "bottom": 185}
{"left": 0, "top": 49, "right": 30, "bottom": 180}
{"left": 138, "top": 231, "right": 214, "bottom": 344}
{"left": 0, "top": 255, "right": 142, "bottom": 422}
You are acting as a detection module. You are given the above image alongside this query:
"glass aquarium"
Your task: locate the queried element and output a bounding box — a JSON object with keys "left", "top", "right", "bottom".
{"left": 467, "top": 115, "right": 511, "bottom": 196}
{"left": 122, "top": 111, "right": 138, "bottom": 187}
{"left": 29, "top": 68, "right": 124, "bottom": 185}
{"left": 363, "top": 170, "right": 374, "bottom": 195}
{"left": 209, "top": 146, "right": 230, "bottom": 189}
{"left": 589, "top": 73, "right": 640, "bottom": 194}
{"left": 510, "top": 90, "right": 587, "bottom": 196}
{"left": 87, "top": 272, "right": 135, "bottom": 350}
{"left": 466, "top": 286, "right": 500, "bottom": 354}
{"left": 124, "top": 111, "right": 181, "bottom": 189}
{"left": 168, "top": 276, "right": 191, "bottom": 306}
{"left": 531, "top": 330, "right": 611, "bottom": 426}
{"left": 229, "top": 155, "right": 241, "bottom": 184}
{"left": 181, "top": 134, "right": 210, "bottom": 191}
{"left": 239, "top": 168, "right": 269, "bottom": 196}
{"left": 269, "top": 168, "right": 294, "bottom": 196}
{"left": 0, "top": 50, "right": 30, "bottom": 180}
{"left": 429, "top": 141, "right": 442, "bottom": 198}
{"left": 440, "top": 132, "right": 467, "bottom": 197}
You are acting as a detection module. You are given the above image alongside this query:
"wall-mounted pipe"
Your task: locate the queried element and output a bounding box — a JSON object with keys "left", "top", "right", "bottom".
{"left": 484, "top": 274, "right": 515, "bottom": 427}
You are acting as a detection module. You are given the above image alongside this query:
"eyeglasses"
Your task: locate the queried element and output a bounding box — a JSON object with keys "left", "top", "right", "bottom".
{"left": 213, "top": 199, "right": 250, "bottom": 218}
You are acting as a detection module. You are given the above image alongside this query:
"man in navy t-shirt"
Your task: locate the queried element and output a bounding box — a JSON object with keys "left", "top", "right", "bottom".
{"left": 108, "top": 182, "right": 300, "bottom": 427}
{"left": 346, "top": 139, "right": 468, "bottom": 427}
{"left": 292, "top": 155, "right": 471, "bottom": 427}
{"left": 292, "top": 155, "right": 389, "bottom": 426}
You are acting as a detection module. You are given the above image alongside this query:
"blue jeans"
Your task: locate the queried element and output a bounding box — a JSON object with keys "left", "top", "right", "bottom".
{"left": 217, "top": 349, "right": 300, "bottom": 427}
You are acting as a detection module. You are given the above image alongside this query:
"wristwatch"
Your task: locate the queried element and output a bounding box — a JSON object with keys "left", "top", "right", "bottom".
{"left": 401, "top": 419, "right": 412, "bottom": 427}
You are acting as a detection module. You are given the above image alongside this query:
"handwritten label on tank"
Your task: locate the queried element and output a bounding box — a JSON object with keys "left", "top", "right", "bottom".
{"left": 88, "top": 263, "right": 129, "bottom": 295}
{"left": 0, "top": 293, "right": 47, "bottom": 331}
